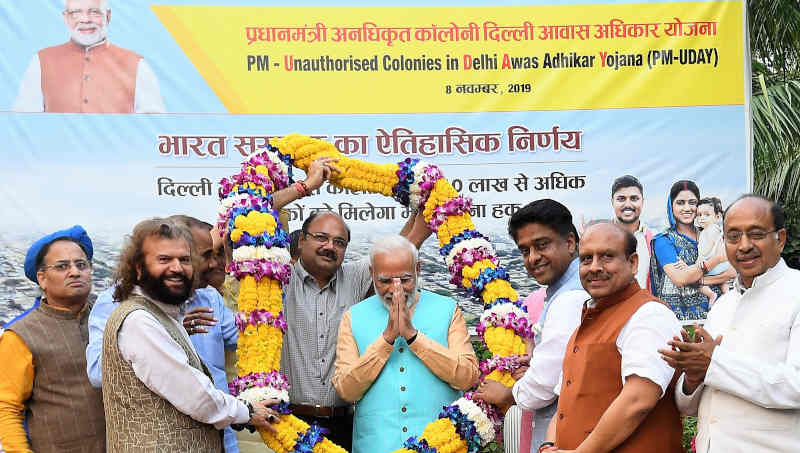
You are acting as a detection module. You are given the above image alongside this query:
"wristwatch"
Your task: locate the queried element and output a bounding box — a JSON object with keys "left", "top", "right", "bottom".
{"left": 232, "top": 400, "right": 256, "bottom": 432}
{"left": 538, "top": 441, "right": 555, "bottom": 453}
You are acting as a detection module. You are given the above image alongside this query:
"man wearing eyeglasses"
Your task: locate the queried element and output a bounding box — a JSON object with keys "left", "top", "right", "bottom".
{"left": 0, "top": 225, "right": 106, "bottom": 453}
{"left": 659, "top": 194, "right": 800, "bottom": 453}
{"left": 13, "top": 0, "right": 165, "bottom": 113}
{"left": 333, "top": 235, "right": 479, "bottom": 453}
{"left": 264, "top": 156, "right": 433, "bottom": 449}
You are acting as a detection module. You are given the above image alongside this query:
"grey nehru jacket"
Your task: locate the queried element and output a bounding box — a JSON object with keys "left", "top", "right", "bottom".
{"left": 280, "top": 258, "right": 372, "bottom": 407}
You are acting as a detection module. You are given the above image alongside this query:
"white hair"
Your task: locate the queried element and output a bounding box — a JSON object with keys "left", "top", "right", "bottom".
{"left": 369, "top": 235, "right": 418, "bottom": 269}
{"left": 65, "top": 0, "right": 109, "bottom": 10}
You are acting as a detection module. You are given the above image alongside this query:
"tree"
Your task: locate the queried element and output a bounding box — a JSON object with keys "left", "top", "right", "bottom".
{"left": 749, "top": 0, "right": 800, "bottom": 268}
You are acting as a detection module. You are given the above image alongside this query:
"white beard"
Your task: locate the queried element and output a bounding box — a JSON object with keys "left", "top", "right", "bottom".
{"left": 376, "top": 276, "right": 420, "bottom": 310}
{"left": 70, "top": 21, "right": 107, "bottom": 47}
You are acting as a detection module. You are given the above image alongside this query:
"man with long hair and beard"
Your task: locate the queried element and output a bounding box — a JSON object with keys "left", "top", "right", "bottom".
{"left": 13, "top": 0, "right": 165, "bottom": 113}
{"left": 101, "top": 218, "right": 276, "bottom": 453}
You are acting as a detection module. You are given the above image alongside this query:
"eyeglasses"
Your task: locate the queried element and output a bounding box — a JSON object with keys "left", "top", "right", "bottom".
{"left": 64, "top": 8, "right": 106, "bottom": 20}
{"left": 40, "top": 259, "right": 91, "bottom": 273}
{"left": 724, "top": 229, "right": 779, "bottom": 244}
{"left": 376, "top": 274, "right": 416, "bottom": 285}
{"left": 305, "top": 231, "right": 348, "bottom": 249}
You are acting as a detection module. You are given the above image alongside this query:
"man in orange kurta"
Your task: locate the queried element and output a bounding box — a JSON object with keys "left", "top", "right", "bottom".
{"left": 542, "top": 222, "right": 683, "bottom": 453}
{"left": 13, "top": 0, "right": 165, "bottom": 113}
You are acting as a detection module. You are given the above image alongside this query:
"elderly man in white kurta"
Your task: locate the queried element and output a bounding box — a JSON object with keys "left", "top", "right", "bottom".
{"left": 659, "top": 195, "right": 800, "bottom": 453}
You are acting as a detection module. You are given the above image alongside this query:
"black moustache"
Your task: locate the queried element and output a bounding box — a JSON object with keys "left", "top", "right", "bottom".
{"left": 318, "top": 250, "right": 337, "bottom": 260}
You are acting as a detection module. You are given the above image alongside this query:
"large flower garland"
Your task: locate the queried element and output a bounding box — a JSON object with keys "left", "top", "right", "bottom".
{"left": 221, "top": 134, "right": 534, "bottom": 453}
{"left": 219, "top": 151, "right": 345, "bottom": 453}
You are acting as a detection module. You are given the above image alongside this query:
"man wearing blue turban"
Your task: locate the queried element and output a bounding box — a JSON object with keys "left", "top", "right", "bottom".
{"left": 0, "top": 225, "right": 106, "bottom": 453}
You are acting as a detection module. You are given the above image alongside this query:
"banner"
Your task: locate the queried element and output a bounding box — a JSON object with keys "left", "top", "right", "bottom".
{"left": 0, "top": 0, "right": 750, "bottom": 324}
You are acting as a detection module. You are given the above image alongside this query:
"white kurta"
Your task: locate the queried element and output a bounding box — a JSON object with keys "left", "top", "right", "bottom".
{"left": 117, "top": 289, "right": 249, "bottom": 430}
{"left": 675, "top": 259, "right": 800, "bottom": 453}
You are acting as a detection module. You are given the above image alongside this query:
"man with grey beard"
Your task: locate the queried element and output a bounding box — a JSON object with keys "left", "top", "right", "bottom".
{"left": 14, "top": 0, "right": 165, "bottom": 113}
{"left": 333, "top": 235, "right": 479, "bottom": 453}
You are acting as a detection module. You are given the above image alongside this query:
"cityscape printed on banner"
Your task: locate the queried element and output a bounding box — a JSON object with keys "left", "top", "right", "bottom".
{"left": 0, "top": 231, "right": 539, "bottom": 328}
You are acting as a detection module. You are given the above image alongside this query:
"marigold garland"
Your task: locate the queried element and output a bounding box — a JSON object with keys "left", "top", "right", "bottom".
{"left": 221, "top": 134, "right": 535, "bottom": 453}
{"left": 220, "top": 149, "right": 346, "bottom": 453}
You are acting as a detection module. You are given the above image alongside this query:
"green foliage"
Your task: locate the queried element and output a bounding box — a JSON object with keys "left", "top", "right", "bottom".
{"left": 682, "top": 416, "right": 697, "bottom": 452}
{"left": 471, "top": 340, "right": 504, "bottom": 453}
{"left": 749, "top": 0, "right": 800, "bottom": 268}
{"left": 781, "top": 201, "right": 800, "bottom": 269}
{"left": 472, "top": 339, "right": 492, "bottom": 362}
{"left": 479, "top": 440, "right": 503, "bottom": 453}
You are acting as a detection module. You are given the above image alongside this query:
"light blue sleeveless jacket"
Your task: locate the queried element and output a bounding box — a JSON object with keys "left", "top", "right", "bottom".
{"left": 350, "top": 291, "right": 461, "bottom": 453}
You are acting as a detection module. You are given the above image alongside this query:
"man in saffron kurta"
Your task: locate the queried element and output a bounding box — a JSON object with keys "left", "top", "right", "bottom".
{"left": 543, "top": 222, "right": 683, "bottom": 453}
{"left": 333, "top": 235, "right": 480, "bottom": 453}
{"left": 0, "top": 225, "right": 105, "bottom": 453}
{"left": 13, "top": 0, "right": 165, "bottom": 113}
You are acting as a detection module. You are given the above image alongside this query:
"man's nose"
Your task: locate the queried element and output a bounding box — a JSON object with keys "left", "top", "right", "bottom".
{"left": 738, "top": 235, "right": 755, "bottom": 252}
{"left": 526, "top": 250, "right": 540, "bottom": 267}
{"left": 168, "top": 258, "right": 183, "bottom": 272}
{"left": 207, "top": 254, "right": 219, "bottom": 269}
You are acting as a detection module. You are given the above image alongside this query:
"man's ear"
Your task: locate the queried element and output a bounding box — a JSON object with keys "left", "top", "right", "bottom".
{"left": 567, "top": 232, "right": 578, "bottom": 255}
{"left": 629, "top": 252, "right": 639, "bottom": 273}
{"left": 136, "top": 262, "right": 142, "bottom": 280}
{"left": 37, "top": 270, "right": 47, "bottom": 291}
{"left": 777, "top": 228, "right": 788, "bottom": 252}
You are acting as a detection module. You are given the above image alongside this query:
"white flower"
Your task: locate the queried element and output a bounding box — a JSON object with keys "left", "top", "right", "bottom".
{"left": 480, "top": 302, "right": 527, "bottom": 325}
{"left": 445, "top": 239, "right": 495, "bottom": 267}
{"left": 263, "top": 150, "right": 289, "bottom": 177}
{"left": 237, "top": 386, "right": 290, "bottom": 405}
{"left": 232, "top": 246, "right": 291, "bottom": 264}
{"left": 453, "top": 397, "right": 495, "bottom": 445}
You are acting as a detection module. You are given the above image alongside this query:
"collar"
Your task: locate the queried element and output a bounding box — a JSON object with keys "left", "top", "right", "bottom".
{"left": 585, "top": 280, "right": 640, "bottom": 312}
{"left": 613, "top": 219, "right": 648, "bottom": 235}
{"left": 545, "top": 257, "right": 580, "bottom": 301}
{"left": 38, "top": 297, "right": 90, "bottom": 320}
{"left": 295, "top": 258, "right": 338, "bottom": 290}
{"left": 733, "top": 258, "right": 788, "bottom": 294}
{"left": 67, "top": 38, "right": 109, "bottom": 53}
{"left": 131, "top": 286, "right": 186, "bottom": 321}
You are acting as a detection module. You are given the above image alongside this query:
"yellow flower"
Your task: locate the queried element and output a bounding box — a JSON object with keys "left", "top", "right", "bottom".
{"left": 419, "top": 418, "right": 468, "bottom": 453}
{"left": 481, "top": 279, "right": 518, "bottom": 305}
{"left": 483, "top": 326, "right": 525, "bottom": 357}
{"left": 461, "top": 259, "right": 496, "bottom": 288}
{"left": 233, "top": 211, "right": 277, "bottom": 238}
{"left": 237, "top": 276, "right": 259, "bottom": 312}
{"left": 485, "top": 370, "right": 515, "bottom": 388}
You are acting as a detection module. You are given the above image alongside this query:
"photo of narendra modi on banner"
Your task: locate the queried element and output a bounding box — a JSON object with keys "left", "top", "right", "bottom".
{"left": 13, "top": 0, "right": 166, "bottom": 114}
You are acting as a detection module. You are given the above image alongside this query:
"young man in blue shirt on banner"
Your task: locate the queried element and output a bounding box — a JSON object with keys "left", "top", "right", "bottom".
{"left": 86, "top": 215, "right": 240, "bottom": 453}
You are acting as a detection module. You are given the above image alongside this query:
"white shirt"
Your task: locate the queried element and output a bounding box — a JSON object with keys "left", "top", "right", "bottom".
{"left": 13, "top": 48, "right": 166, "bottom": 113}
{"left": 631, "top": 222, "right": 655, "bottom": 289}
{"left": 512, "top": 289, "right": 586, "bottom": 410}
{"left": 554, "top": 301, "right": 682, "bottom": 397}
{"left": 116, "top": 289, "right": 249, "bottom": 430}
{"left": 675, "top": 259, "right": 800, "bottom": 453}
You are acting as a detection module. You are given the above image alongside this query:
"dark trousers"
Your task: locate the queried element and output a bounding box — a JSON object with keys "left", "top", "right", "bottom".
{"left": 295, "top": 413, "right": 354, "bottom": 451}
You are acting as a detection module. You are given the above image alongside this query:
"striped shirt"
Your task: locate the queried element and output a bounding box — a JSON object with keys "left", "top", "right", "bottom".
{"left": 280, "top": 258, "right": 372, "bottom": 407}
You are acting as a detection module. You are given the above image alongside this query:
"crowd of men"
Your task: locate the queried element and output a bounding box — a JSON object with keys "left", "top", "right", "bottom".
{"left": 0, "top": 160, "right": 798, "bottom": 453}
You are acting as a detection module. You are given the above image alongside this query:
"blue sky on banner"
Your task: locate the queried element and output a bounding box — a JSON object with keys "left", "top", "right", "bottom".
{"left": 0, "top": 0, "right": 748, "bottom": 237}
